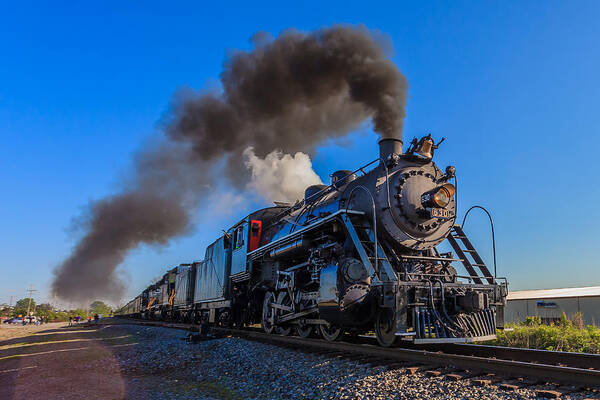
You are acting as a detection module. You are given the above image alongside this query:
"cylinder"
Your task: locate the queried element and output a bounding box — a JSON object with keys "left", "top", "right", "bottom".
{"left": 378, "top": 138, "right": 403, "bottom": 161}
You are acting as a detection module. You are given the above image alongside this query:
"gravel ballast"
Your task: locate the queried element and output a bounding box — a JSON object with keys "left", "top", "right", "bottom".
{"left": 108, "top": 324, "right": 597, "bottom": 399}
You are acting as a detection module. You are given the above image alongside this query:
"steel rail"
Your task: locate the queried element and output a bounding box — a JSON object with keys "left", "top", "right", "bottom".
{"left": 439, "top": 343, "right": 600, "bottom": 371}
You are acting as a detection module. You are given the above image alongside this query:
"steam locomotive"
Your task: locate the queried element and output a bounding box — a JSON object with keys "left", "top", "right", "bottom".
{"left": 117, "top": 135, "right": 508, "bottom": 346}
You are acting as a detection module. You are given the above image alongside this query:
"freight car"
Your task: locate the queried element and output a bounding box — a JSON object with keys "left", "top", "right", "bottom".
{"left": 117, "top": 134, "right": 508, "bottom": 346}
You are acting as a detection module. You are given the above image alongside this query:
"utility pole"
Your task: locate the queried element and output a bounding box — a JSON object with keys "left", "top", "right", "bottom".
{"left": 26, "top": 285, "right": 37, "bottom": 317}
{"left": 9, "top": 296, "right": 13, "bottom": 308}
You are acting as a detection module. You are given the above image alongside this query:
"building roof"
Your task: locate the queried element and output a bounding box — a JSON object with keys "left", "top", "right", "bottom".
{"left": 507, "top": 286, "right": 600, "bottom": 301}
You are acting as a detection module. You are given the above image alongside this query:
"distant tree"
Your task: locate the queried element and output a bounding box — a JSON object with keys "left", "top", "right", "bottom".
{"left": 70, "top": 308, "right": 88, "bottom": 318}
{"left": 13, "top": 298, "right": 35, "bottom": 317}
{"left": 36, "top": 303, "right": 53, "bottom": 312}
{"left": 52, "top": 311, "right": 69, "bottom": 322}
{"left": 35, "top": 303, "right": 54, "bottom": 318}
{"left": 90, "top": 300, "right": 112, "bottom": 316}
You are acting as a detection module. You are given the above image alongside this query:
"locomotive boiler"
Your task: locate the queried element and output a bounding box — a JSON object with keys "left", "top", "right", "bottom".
{"left": 118, "top": 134, "right": 508, "bottom": 347}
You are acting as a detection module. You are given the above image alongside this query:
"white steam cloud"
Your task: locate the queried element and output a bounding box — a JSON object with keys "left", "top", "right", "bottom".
{"left": 244, "top": 147, "right": 323, "bottom": 203}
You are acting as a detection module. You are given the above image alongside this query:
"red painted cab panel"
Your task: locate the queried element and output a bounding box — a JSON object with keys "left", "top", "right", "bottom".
{"left": 249, "top": 220, "right": 262, "bottom": 251}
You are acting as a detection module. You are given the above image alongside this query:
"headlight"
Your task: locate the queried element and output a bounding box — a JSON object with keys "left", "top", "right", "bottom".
{"left": 432, "top": 184, "right": 456, "bottom": 208}
{"left": 422, "top": 183, "right": 456, "bottom": 208}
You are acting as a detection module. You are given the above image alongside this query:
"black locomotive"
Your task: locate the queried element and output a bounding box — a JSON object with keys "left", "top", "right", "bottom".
{"left": 117, "top": 135, "right": 508, "bottom": 346}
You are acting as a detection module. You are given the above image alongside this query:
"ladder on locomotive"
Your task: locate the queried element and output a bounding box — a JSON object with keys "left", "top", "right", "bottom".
{"left": 446, "top": 225, "right": 495, "bottom": 285}
{"left": 346, "top": 214, "right": 394, "bottom": 281}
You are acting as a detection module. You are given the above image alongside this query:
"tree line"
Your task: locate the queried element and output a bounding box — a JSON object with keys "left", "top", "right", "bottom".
{"left": 0, "top": 299, "right": 113, "bottom": 321}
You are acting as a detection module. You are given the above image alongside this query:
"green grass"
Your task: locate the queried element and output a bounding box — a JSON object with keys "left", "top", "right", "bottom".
{"left": 194, "top": 381, "right": 243, "bottom": 400}
{"left": 489, "top": 313, "right": 600, "bottom": 353}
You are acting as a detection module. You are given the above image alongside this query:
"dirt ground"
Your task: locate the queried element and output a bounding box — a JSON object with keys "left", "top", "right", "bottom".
{"left": 0, "top": 321, "right": 158, "bottom": 400}
{"left": 0, "top": 322, "right": 66, "bottom": 341}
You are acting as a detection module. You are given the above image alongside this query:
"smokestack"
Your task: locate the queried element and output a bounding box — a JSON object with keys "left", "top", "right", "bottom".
{"left": 378, "top": 138, "right": 403, "bottom": 163}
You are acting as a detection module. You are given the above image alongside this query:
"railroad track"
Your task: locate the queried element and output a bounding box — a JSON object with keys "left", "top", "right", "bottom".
{"left": 111, "top": 318, "right": 600, "bottom": 398}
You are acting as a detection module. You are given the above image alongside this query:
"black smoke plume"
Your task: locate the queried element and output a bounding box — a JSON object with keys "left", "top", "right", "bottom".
{"left": 52, "top": 25, "right": 408, "bottom": 303}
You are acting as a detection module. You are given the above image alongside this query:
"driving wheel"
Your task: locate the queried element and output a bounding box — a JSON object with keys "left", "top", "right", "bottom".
{"left": 296, "top": 322, "right": 313, "bottom": 338}
{"left": 319, "top": 324, "right": 345, "bottom": 341}
{"left": 375, "top": 307, "right": 397, "bottom": 347}
{"left": 261, "top": 292, "right": 275, "bottom": 334}
{"left": 275, "top": 292, "right": 292, "bottom": 336}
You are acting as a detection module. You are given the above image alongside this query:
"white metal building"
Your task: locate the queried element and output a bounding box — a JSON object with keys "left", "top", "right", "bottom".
{"left": 505, "top": 286, "right": 600, "bottom": 326}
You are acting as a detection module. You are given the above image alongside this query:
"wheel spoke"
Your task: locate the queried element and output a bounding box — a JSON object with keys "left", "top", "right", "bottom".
{"left": 319, "top": 324, "right": 345, "bottom": 341}
{"left": 296, "top": 324, "right": 313, "bottom": 338}
{"left": 275, "top": 292, "right": 292, "bottom": 336}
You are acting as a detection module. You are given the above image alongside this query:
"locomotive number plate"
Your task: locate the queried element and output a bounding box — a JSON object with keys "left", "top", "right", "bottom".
{"left": 430, "top": 208, "right": 453, "bottom": 219}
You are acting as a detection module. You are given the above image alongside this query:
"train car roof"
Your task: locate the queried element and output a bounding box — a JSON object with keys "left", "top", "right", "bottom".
{"left": 228, "top": 205, "right": 289, "bottom": 230}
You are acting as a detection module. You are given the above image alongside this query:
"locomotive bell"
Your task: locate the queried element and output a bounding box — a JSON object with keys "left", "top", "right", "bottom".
{"left": 408, "top": 134, "right": 446, "bottom": 160}
{"left": 414, "top": 135, "right": 435, "bottom": 159}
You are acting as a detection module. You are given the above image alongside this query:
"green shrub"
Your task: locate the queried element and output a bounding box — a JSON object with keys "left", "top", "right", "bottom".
{"left": 491, "top": 314, "right": 600, "bottom": 353}
{"left": 571, "top": 312, "right": 585, "bottom": 330}
{"left": 51, "top": 312, "right": 70, "bottom": 322}
{"left": 524, "top": 316, "right": 541, "bottom": 326}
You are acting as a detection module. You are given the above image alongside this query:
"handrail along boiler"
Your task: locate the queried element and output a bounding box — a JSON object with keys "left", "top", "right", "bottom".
{"left": 117, "top": 134, "right": 508, "bottom": 347}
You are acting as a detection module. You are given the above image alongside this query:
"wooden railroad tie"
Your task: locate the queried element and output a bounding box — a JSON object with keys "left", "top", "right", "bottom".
{"left": 535, "top": 389, "right": 563, "bottom": 399}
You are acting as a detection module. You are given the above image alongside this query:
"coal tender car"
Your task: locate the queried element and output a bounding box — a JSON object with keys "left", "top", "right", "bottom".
{"left": 117, "top": 135, "right": 508, "bottom": 346}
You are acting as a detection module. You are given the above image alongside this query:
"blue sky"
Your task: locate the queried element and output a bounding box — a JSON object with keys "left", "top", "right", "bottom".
{"left": 1, "top": 1, "right": 599, "bottom": 306}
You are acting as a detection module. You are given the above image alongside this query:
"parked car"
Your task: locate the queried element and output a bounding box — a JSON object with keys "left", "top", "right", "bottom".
{"left": 3, "top": 317, "right": 23, "bottom": 324}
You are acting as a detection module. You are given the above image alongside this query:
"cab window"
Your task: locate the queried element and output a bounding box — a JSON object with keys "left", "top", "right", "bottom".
{"left": 233, "top": 227, "right": 244, "bottom": 249}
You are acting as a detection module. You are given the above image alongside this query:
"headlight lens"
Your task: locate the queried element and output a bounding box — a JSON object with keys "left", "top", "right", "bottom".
{"left": 433, "top": 189, "right": 450, "bottom": 208}
{"left": 432, "top": 184, "right": 456, "bottom": 208}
